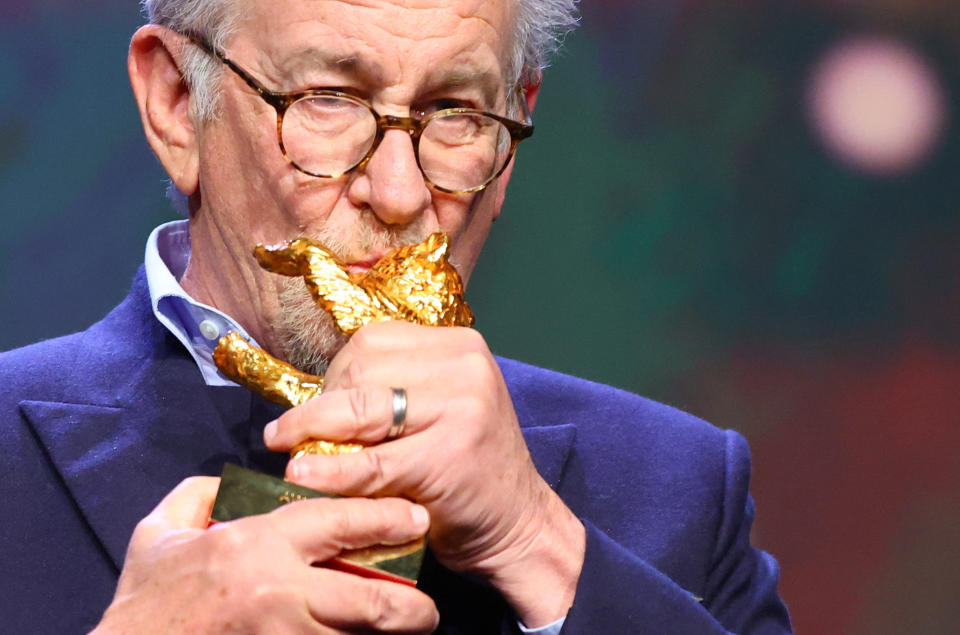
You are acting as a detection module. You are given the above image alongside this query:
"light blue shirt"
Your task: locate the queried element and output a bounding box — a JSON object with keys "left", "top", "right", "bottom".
{"left": 143, "top": 220, "right": 565, "bottom": 635}
{"left": 519, "top": 616, "right": 565, "bottom": 634}
{"left": 144, "top": 220, "right": 255, "bottom": 386}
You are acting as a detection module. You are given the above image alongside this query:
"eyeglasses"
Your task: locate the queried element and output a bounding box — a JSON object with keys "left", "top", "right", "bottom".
{"left": 186, "top": 34, "right": 534, "bottom": 194}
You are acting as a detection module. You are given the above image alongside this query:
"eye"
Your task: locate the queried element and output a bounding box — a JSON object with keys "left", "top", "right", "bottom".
{"left": 419, "top": 98, "right": 470, "bottom": 117}
{"left": 305, "top": 96, "right": 352, "bottom": 110}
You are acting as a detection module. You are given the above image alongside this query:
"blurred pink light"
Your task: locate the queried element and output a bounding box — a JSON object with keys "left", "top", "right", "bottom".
{"left": 807, "top": 35, "right": 947, "bottom": 176}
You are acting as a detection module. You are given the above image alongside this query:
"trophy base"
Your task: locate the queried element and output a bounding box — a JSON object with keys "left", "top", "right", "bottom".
{"left": 210, "top": 463, "right": 424, "bottom": 586}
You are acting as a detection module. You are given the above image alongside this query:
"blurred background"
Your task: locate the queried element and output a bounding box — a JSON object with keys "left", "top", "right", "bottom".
{"left": 2, "top": 1, "right": 959, "bottom": 632}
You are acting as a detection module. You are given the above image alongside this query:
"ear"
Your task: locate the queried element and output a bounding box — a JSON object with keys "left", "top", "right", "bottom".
{"left": 521, "top": 77, "right": 542, "bottom": 115}
{"left": 128, "top": 25, "right": 200, "bottom": 197}
{"left": 490, "top": 77, "right": 542, "bottom": 219}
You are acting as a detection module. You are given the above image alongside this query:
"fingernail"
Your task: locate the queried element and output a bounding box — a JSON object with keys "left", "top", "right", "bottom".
{"left": 287, "top": 458, "right": 303, "bottom": 481}
{"left": 263, "top": 420, "right": 277, "bottom": 444}
{"left": 410, "top": 504, "right": 430, "bottom": 530}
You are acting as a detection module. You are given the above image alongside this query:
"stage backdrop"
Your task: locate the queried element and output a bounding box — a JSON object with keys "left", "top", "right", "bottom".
{"left": 3, "top": 2, "right": 959, "bottom": 633}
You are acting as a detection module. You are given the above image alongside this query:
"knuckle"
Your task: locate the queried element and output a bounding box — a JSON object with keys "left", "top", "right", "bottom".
{"left": 360, "top": 580, "right": 437, "bottom": 632}
{"left": 361, "top": 450, "right": 388, "bottom": 489}
{"left": 349, "top": 328, "right": 376, "bottom": 354}
{"left": 128, "top": 517, "right": 162, "bottom": 550}
{"left": 367, "top": 497, "right": 393, "bottom": 531}
{"left": 231, "top": 577, "right": 302, "bottom": 621}
{"left": 363, "top": 580, "right": 393, "bottom": 627}
{"left": 462, "top": 351, "right": 496, "bottom": 387}
{"left": 207, "top": 522, "right": 254, "bottom": 560}
{"left": 325, "top": 498, "right": 390, "bottom": 546}
{"left": 131, "top": 514, "right": 156, "bottom": 537}
{"left": 247, "top": 583, "right": 295, "bottom": 615}
{"left": 345, "top": 358, "right": 367, "bottom": 388}
{"left": 347, "top": 385, "right": 374, "bottom": 431}
{"left": 328, "top": 501, "right": 355, "bottom": 542}
{"left": 458, "top": 327, "right": 488, "bottom": 353}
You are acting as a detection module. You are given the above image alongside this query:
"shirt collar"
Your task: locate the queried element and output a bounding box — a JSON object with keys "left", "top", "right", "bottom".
{"left": 144, "top": 220, "right": 259, "bottom": 387}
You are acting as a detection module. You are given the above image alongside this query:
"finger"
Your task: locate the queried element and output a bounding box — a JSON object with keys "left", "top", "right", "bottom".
{"left": 286, "top": 442, "right": 426, "bottom": 501}
{"left": 266, "top": 496, "right": 430, "bottom": 564}
{"left": 264, "top": 385, "right": 439, "bottom": 450}
{"left": 324, "top": 323, "right": 486, "bottom": 390}
{"left": 305, "top": 567, "right": 439, "bottom": 633}
{"left": 323, "top": 346, "right": 451, "bottom": 393}
{"left": 133, "top": 476, "right": 221, "bottom": 544}
{"left": 344, "top": 320, "right": 480, "bottom": 353}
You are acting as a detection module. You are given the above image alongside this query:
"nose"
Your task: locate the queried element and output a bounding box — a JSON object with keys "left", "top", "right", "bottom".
{"left": 348, "top": 128, "right": 432, "bottom": 226}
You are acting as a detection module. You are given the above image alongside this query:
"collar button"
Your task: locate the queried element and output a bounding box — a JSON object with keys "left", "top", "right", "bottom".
{"left": 199, "top": 320, "right": 220, "bottom": 341}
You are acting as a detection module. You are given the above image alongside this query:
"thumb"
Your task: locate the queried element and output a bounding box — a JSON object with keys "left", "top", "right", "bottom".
{"left": 133, "top": 476, "right": 221, "bottom": 545}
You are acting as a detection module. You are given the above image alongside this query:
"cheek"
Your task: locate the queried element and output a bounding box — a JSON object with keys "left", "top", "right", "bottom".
{"left": 282, "top": 179, "right": 351, "bottom": 229}
{"left": 434, "top": 182, "right": 500, "bottom": 232}
{"left": 199, "top": 106, "right": 283, "bottom": 210}
{"left": 199, "top": 102, "right": 347, "bottom": 241}
{"left": 439, "top": 190, "right": 497, "bottom": 285}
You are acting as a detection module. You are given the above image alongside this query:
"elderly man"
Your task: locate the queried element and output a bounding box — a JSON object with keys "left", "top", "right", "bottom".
{"left": 0, "top": 0, "right": 790, "bottom": 633}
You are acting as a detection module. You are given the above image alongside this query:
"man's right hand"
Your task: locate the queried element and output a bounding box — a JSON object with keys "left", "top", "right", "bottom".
{"left": 92, "top": 477, "right": 438, "bottom": 634}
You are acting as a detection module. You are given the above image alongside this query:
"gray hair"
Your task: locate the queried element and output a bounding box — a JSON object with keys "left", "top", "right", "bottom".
{"left": 141, "top": 0, "right": 238, "bottom": 121}
{"left": 142, "top": 0, "right": 579, "bottom": 120}
{"left": 511, "top": 0, "right": 581, "bottom": 88}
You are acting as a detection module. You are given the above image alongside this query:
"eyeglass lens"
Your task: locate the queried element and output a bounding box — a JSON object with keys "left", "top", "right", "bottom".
{"left": 281, "top": 95, "right": 513, "bottom": 192}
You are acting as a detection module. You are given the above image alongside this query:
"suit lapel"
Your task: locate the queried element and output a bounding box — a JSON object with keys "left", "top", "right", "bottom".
{"left": 21, "top": 375, "right": 250, "bottom": 569}
{"left": 14, "top": 270, "right": 265, "bottom": 568}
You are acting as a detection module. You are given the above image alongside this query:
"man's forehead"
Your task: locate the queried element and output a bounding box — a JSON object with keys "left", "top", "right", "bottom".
{"left": 237, "top": 0, "right": 513, "bottom": 55}
{"left": 236, "top": 0, "right": 513, "bottom": 96}
{"left": 272, "top": 45, "right": 502, "bottom": 99}
{"left": 238, "top": 0, "right": 513, "bottom": 57}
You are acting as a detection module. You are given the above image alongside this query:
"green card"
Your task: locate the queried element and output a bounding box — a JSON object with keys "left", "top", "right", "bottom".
{"left": 211, "top": 463, "right": 424, "bottom": 585}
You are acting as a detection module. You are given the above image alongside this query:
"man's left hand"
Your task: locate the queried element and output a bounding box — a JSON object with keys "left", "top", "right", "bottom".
{"left": 264, "top": 320, "right": 585, "bottom": 627}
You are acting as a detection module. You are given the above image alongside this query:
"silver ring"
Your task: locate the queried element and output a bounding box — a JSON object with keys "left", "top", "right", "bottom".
{"left": 387, "top": 387, "right": 407, "bottom": 440}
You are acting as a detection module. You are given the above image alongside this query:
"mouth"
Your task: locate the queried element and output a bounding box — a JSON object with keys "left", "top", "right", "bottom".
{"left": 345, "top": 254, "right": 386, "bottom": 275}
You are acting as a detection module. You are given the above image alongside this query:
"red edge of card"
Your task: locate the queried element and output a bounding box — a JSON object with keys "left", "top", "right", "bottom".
{"left": 324, "top": 558, "right": 418, "bottom": 586}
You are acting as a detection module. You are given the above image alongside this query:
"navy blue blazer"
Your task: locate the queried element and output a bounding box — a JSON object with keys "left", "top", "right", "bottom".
{"left": 0, "top": 270, "right": 790, "bottom": 633}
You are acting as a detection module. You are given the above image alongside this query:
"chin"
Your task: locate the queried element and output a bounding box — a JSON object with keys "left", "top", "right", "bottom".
{"left": 272, "top": 277, "right": 348, "bottom": 375}
{"left": 268, "top": 212, "right": 443, "bottom": 373}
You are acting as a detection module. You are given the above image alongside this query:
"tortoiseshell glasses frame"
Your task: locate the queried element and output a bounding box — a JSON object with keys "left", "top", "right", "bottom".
{"left": 185, "top": 34, "right": 535, "bottom": 194}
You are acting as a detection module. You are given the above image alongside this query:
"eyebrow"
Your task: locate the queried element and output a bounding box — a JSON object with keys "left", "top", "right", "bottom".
{"left": 270, "top": 47, "right": 504, "bottom": 107}
{"left": 271, "top": 46, "right": 387, "bottom": 87}
{"left": 426, "top": 66, "right": 503, "bottom": 107}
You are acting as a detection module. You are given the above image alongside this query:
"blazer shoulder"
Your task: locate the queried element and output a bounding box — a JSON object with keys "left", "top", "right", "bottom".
{"left": 496, "top": 358, "right": 763, "bottom": 603}
{"left": 0, "top": 268, "right": 168, "bottom": 408}
{"left": 0, "top": 332, "right": 88, "bottom": 405}
{"left": 496, "top": 356, "right": 729, "bottom": 449}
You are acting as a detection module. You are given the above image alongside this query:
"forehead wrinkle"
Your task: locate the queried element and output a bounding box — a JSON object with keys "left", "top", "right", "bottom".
{"left": 363, "top": 15, "right": 507, "bottom": 102}
{"left": 241, "top": 0, "right": 511, "bottom": 98}
{"left": 265, "top": 46, "right": 388, "bottom": 87}
{"left": 344, "top": 0, "right": 508, "bottom": 59}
